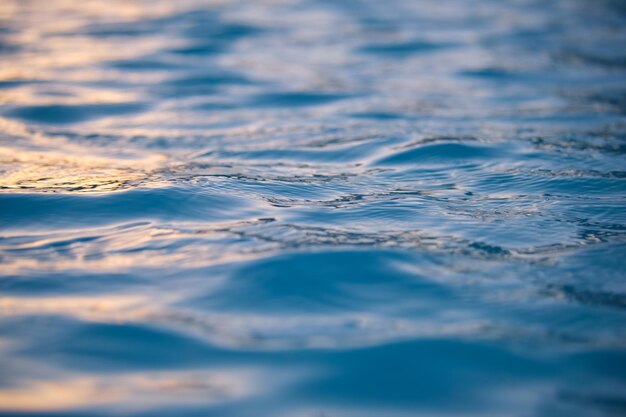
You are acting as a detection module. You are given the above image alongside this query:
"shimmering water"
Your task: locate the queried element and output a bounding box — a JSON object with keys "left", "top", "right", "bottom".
{"left": 1, "top": 0, "right": 626, "bottom": 415}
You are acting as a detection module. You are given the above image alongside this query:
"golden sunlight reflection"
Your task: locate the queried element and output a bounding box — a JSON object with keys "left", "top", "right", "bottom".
{"left": 0, "top": 244, "right": 258, "bottom": 274}
{"left": 0, "top": 295, "right": 152, "bottom": 321}
{"left": 0, "top": 370, "right": 257, "bottom": 411}
{"left": 0, "top": 87, "right": 143, "bottom": 107}
{"left": 0, "top": 145, "right": 165, "bottom": 192}
{"left": 0, "top": 1, "right": 188, "bottom": 85}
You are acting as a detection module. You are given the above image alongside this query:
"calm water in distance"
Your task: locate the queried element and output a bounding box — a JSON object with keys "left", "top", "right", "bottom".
{"left": 0, "top": 0, "right": 625, "bottom": 416}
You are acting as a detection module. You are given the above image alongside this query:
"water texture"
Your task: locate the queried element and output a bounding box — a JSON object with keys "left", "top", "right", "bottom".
{"left": 0, "top": 0, "right": 625, "bottom": 415}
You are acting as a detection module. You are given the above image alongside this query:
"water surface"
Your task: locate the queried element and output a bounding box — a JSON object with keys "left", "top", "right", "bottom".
{"left": 1, "top": 0, "right": 626, "bottom": 416}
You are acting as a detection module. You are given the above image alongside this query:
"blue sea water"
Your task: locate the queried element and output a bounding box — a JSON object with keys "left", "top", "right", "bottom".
{"left": 0, "top": 0, "right": 625, "bottom": 415}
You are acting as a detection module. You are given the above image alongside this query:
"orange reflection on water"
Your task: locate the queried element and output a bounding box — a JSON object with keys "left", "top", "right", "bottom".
{"left": 0, "top": 378, "right": 121, "bottom": 411}
{"left": 0, "top": 295, "right": 151, "bottom": 322}
{"left": 0, "top": 244, "right": 257, "bottom": 274}
{"left": 0, "top": 145, "right": 165, "bottom": 193}
{"left": 0, "top": 0, "right": 185, "bottom": 81}
{"left": 0, "top": 370, "right": 255, "bottom": 412}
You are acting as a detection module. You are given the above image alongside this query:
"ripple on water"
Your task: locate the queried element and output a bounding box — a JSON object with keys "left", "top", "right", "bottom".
{"left": 375, "top": 142, "right": 507, "bottom": 165}
{"left": 0, "top": 187, "right": 262, "bottom": 230}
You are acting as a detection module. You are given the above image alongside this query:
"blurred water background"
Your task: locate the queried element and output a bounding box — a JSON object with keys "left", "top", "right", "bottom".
{"left": 1, "top": 0, "right": 626, "bottom": 416}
